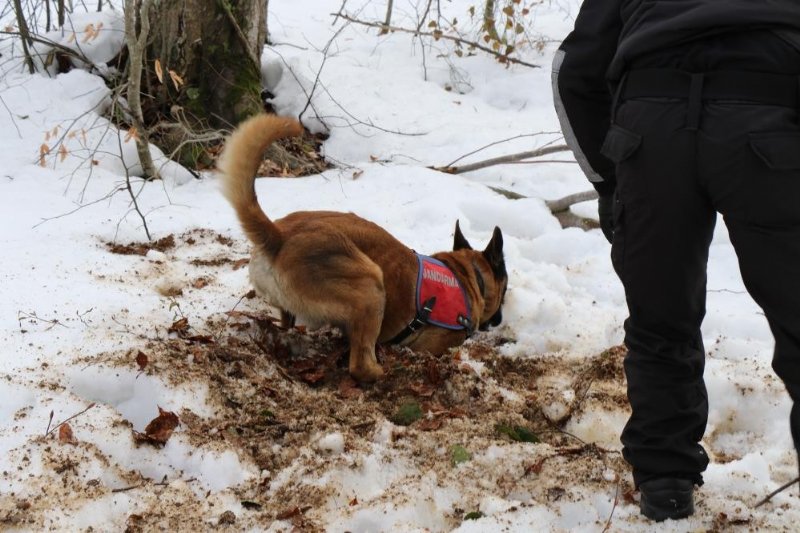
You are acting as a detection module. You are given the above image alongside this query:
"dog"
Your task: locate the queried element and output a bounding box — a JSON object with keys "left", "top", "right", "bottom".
{"left": 218, "top": 114, "right": 507, "bottom": 382}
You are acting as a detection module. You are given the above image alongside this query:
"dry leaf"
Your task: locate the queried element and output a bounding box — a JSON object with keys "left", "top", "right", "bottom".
{"left": 349, "top": 497, "right": 358, "bottom": 506}
{"left": 154, "top": 59, "right": 164, "bottom": 84}
{"left": 124, "top": 127, "right": 138, "bottom": 143}
{"left": 232, "top": 258, "right": 249, "bottom": 270}
{"left": 58, "top": 144, "right": 68, "bottom": 162}
{"left": 192, "top": 277, "right": 209, "bottom": 289}
{"left": 67, "top": 32, "right": 76, "bottom": 43}
{"left": 135, "top": 350, "right": 149, "bottom": 371}
{"left": 276, "top": 507, "right": 301, "bottom": 520}
{"left": 39, "top": 144, "right": 50, "bottom": 167}
{"left": 168, "top": 317, "right": 190, "bottom": 335}
{"left": 58, "top": 423, "right": 78, "bottom": 445}
{"left": 352, "top": 170, "right": 364, "bottom": 180}
{"left": 134, "top": 407, "right": 180, "bottom": 446}
{"left": 168, "top": 70, "right": 184, "bottom": 90}
{"left": 81, "top": 24, "right": 96, "bottom": 43}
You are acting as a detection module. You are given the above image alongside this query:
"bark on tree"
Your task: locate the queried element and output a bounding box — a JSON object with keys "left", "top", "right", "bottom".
{"left": 135, "top": 0, "right": 266, "bottom": 132}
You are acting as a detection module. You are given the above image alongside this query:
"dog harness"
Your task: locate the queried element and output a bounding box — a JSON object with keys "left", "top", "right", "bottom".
{"left": 389, "top": 254, "right": 473, "bottom": 345}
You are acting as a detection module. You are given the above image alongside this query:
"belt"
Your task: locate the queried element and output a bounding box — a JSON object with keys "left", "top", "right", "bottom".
{"left": 621, "top": 69, "right": 800, "bottom": 107}
{"left": 616, "top": 68, "right": 800, "bottom": 130}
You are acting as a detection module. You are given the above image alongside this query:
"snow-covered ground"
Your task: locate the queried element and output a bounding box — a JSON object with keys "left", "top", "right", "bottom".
{"left": 0, "top": 1, "right": 796, "bottom": 531}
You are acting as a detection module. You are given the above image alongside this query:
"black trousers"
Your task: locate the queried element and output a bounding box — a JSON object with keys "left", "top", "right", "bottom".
{"left": 602, "top": 78, "right": 800, "bottom": 486}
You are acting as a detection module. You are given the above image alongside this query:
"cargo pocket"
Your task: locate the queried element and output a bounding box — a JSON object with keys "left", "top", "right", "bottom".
{"left": 747, "top": 131, "right": 800, "bottom": 226}
{"left": 600, "top": 124, "right": 642, "bottom": 164}
{"left": 749, "top": 132, "right": 800, "bottom": 170}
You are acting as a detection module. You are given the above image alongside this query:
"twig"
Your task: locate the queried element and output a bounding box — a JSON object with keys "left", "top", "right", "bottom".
{"left": 444, "top": 132, "right": 562, "bottom": 168}
{"left": 317, "top": 81, "right": 428, "bottom": 136}
{"left": 45, "top": 410, "right": 55, "bottom": 435}
{"left": 111, "top": 476, "right": 196, "bottom": 493}
{"left": 755, "top": 476, "right": 800, "bottom": 508}
{"left": 331, "top": 0, "right": 348, "bottom": 25}
{"left": 334, "top": 13, "right": 541, "bottom": 69}
{"left": 433, "top": 144, "right": 569, "bottom": 174}
{"left": 602, "top": 482, "right": 620, "bottom": 532}
{"left": 33, "top": 186, "right": 127, "bottom": 228}
{"left": 45, "top": 402, "right": 96, "bottom": 437}
{"left": 299, "top": 22, "right": 349, "bottom": 121}
{"left": 0, "top": 94, "right": 21, "bottom": 138}
{"left": 117, "top": 132, "right": 153, "bottom": 240}
{"left": 18, "top": 310, "right": 70, "bottom": 331}
{"left": 11, "top": 0, "right": 35, "bottom": 73}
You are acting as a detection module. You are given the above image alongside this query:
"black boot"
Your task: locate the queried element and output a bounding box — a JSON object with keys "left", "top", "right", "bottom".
{"left": 639, "top": 478, "right": 694, "bottom": 521}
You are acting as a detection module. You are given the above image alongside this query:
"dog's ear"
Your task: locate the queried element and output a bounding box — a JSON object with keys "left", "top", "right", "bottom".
{"left": 453, "top": 220, "right": 473, "bottom": 251}
{"left": 482, "top": 226, "right": 505, "bottom": 276}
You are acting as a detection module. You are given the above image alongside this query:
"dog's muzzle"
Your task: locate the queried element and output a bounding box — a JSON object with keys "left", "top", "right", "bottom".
{"left": 479, "top": 308, "right": 503, "bottom": 331}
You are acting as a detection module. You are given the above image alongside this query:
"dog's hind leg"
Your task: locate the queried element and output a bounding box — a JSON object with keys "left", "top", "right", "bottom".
{"left": 345, "top": 289, "right": 386, "bottom": 382}
{"left": 281, "top": 244, "right": 386, "bottom": 382}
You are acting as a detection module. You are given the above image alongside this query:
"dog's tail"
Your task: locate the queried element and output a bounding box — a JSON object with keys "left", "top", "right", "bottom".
{"left": 218, "top": 114, "right": 304, "bottom": 258}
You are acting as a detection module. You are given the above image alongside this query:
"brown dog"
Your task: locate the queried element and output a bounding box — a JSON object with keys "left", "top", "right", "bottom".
{"left": 218, "top": 114, "right": 507, "bottom": 382}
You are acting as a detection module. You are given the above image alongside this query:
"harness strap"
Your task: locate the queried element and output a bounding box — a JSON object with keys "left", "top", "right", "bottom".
{"left": 388, "top": 297, "right": 436, "bottom": 345}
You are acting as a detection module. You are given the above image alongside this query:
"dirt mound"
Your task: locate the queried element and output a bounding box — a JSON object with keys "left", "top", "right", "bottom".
{"left": 72, "top": 310, "right": 633, "bottom": 530}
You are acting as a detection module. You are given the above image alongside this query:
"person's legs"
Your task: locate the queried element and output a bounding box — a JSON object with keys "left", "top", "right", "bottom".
{"left": 701, "top": 102, "right": 800, "bottom": 454}
{"left": 608, "top": 98, "right": 716, "bottom": 487}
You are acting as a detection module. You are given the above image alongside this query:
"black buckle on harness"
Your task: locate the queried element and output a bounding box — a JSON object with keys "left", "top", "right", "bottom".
{"left": 389, "top": 297, "right": 436, "bottom": 345}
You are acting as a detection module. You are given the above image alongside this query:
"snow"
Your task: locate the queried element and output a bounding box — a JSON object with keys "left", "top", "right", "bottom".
{"left": 1, "top": 0, "right": 796, "bottom": 531}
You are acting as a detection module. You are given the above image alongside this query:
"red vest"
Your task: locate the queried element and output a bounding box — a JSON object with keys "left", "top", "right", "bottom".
{"left": 416, "top": 254, "right": 471, "bottom": 330}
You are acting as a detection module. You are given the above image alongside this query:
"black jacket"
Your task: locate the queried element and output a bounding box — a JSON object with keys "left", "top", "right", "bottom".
{"left": 553, "top": 0, "right": 800, "bottom": 194}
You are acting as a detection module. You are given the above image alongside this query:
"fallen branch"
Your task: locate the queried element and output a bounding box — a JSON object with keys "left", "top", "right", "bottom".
{"left": 545, "top": 190, "right": 598, "bottom": 213}
{"left": 487, "top": 186, "right": 600, "bottom": 231}
{"left": 433, "top": 144, "right": 569, "bottom": 174}
{"left": 333, "top": 13, "right": 540, "bottom": 69}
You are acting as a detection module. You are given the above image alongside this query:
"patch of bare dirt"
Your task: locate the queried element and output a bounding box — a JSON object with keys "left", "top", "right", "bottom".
{"left": 47, "top": 303, "right": 633, "bottom": 531}
{"left": 106, "top": 234, "right": 176, "bottom": 256}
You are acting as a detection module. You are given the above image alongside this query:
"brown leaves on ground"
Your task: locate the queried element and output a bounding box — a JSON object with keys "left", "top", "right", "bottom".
{"left": 133, "top": 407, "right": 180, "bottom": 447}
{"left": 92, "top": 306, "right": 632, "bottom": 531}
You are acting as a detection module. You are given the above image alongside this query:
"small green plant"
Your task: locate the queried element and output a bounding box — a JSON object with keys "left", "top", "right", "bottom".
{"left": 450, "top": 444, "right": 471, "bottom": 466}
{"left": 495, "top": 422, "right": 540, "bottom": 443}
{"left": 391, "top": 401, "right": 423, "bottom": 426}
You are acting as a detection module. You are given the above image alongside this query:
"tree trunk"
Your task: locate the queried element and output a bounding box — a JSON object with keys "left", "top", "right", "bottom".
{"left": 139, "top": 0, "right": 266, "bottom": 131}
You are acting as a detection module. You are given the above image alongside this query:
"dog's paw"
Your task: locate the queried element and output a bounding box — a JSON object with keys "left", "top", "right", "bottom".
{"left": 349, "top": 362, "right": 384, "bottom": 383}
